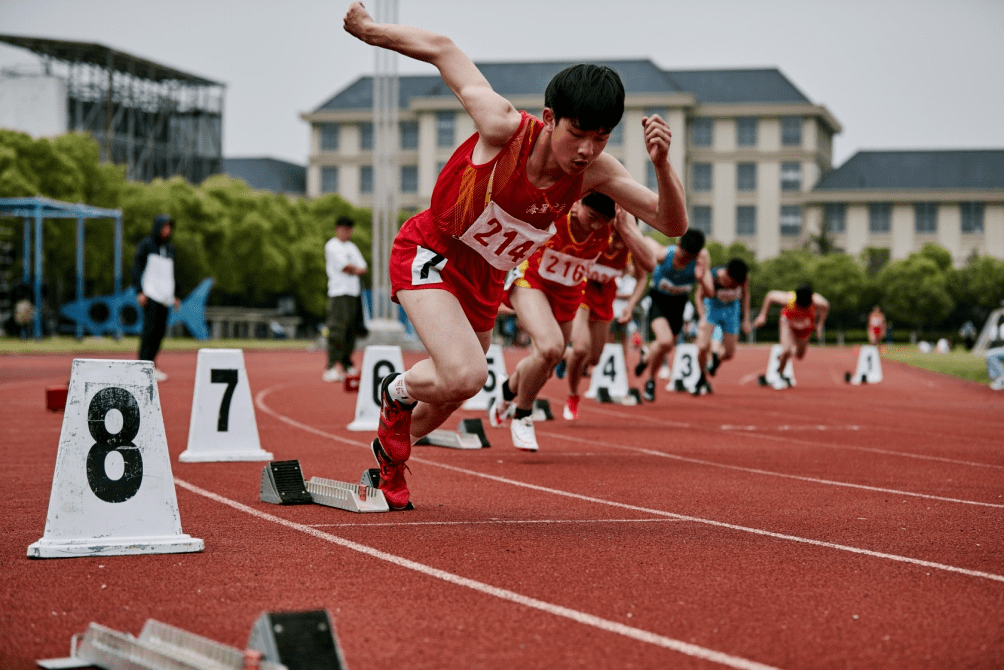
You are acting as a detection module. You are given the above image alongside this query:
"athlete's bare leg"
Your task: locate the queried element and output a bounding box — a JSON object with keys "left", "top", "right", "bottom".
{"left": 398, "top": 288, "right": 491, "bottom": 438}
{"left": 645, "top": 316, "right": 675, "bottom": 382}
{"left": 508, "top": 287, "right": 573, "bottom": 412}
{"left": 565, "top": 307, "right": 592, "bottom": 397}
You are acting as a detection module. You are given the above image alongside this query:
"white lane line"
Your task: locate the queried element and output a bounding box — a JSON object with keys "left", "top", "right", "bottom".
{"left": 586, "top": 403, "right": 1004, "bottom": 469}
{"left": 310, "top": 518, "right": 689, "bottom": 528}
{"left": 538, "top": 430, "right": 1004, "bottom": 510}
{"left": 175, "top": 478, "right": 780, "bottom": 670}
{"left": 254, "top": 385, "right": 1004, "bottom": 584}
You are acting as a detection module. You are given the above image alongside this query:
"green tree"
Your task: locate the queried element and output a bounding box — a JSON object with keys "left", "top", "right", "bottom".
{"left": 878, "top": 255, "right": 954, "bottom": 331}
{"left": 813, "top": 253, "right": 867, "bottom": 335}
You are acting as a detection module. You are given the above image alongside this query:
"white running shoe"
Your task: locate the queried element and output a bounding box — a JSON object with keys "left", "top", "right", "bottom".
{"left": 990, "top": 376, "right": 1004, "bottom": 391}
{"left": 770, "top": 376, "right": 789, "bottom": 390}
{"left": 510, "top": 416, "right": 539, "bottom": 451}
{"left": 322, "top": 367, "right": 345, "bottom": 383}
{"left": 487, "top": 395, "right": 514, "bottom": 428}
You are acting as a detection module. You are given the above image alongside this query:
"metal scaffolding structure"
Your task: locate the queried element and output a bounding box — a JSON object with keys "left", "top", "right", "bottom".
{"left": 0, "top": 35, "right": 224, "bottom": 184}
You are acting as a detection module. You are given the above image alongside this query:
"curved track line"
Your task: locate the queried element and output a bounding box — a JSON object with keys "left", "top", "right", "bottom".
{"left": 536, "top": 429, "right": 1004, "bottom": 509}
{"left": 254, "top": 384, "right": 1004, "bottom": 584}
{"left": 586, "top": 403, "right": 1004, "bottom": 469}
{"left": 175, "top": 478, "right": 780, "bottom": 670}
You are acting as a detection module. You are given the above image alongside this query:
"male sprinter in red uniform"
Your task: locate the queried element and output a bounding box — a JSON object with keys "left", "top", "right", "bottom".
{"left": 344, "top": 3, "right": 688, "bottom": 508}
{"left": 561, "top": 216, "right": 653, "bottom": 420}
{"left": 753, "top": 283, "right": 829, "bottom": 389}
{"left": 490, "top": 198, "right": 653, "bottom": 446}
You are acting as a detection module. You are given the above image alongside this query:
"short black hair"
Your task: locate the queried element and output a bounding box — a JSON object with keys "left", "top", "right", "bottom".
{"left": 795, "top": 283, "right": 813, "bottom": 307}
{"left": 580, "top": 192, "right": 615, "bottom": 220}
{"left": 544, "top": 64, "right": 625, "bottom": 133}
{"left": 679, "top": 229, "right": 705, "bottom": 254}
{"left": 726, "top": 258, "right": 748, "bottom": 285}
{"left": 335, "top": 216, "right": 355, "bottom": 228}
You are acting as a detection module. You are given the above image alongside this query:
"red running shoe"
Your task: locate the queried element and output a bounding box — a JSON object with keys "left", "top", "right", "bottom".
{"left": 377, "top": 372, "right": 416, "bottom": 463}
{"left": 372, "top": 439, "right": 411, "bottom": 510}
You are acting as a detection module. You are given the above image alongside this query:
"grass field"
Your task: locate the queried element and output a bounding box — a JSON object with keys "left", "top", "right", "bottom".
{"left": 0, "top": 336, "right": 993, "bottom": 384}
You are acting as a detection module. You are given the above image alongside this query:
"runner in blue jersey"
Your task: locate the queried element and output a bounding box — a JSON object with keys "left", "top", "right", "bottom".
{"left": 634, "top": 229, "right": 712, "bottom": 401}
{"left": 694, "top": 258, "right": 750, "bottom": 395}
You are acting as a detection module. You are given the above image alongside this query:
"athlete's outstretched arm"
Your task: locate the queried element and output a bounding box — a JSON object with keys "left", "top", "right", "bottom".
{"left": 584, "top": 117, "right": 688, "bottom": 238}
{"left": 343, "top": 2, "right": 519, "bottom": 148}
{"left": 612, "top": 211, "right": 656, "bottom": 273}
{"left": 753, "top": 290, "right": 789, "bottom": 328}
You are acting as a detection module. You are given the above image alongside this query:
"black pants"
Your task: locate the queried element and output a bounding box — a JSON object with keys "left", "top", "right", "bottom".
{"left": 139, "top": 300, "right": 170, "bottom": 363}
{"left": 326, "top": 294, "right": 359, "bottom": 370}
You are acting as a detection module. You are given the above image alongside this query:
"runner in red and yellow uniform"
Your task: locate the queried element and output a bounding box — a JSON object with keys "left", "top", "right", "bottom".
{"left": 753, "top": 283, "right": 830, "bottom": 389}
{"left": 561, "top": 217, "right": 654, "bottom": 420}
{"left": 344, "top": 3, "right": 689, "bottom": 507}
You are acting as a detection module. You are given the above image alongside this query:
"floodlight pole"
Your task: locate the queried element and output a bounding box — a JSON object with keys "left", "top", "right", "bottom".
{"left": 370, "top": 0, "right": 400, "bottom": 325}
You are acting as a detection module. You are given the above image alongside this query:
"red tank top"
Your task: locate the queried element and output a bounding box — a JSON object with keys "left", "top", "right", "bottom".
{"left": 589, "top": 232, "right": 631, "bottom": 283}
{"left": 781, "top": 292, "right": 816, "bottom": 337}
{"left": 524, "top": 212, "right": 610, "bottom": 287}
{"left": 429, "top": 111, "right": 584, "bottom": 237}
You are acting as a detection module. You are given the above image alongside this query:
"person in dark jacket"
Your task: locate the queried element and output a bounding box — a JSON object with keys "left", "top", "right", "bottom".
{"left": 132, "top": 213, "right": 179, "bottom": 381}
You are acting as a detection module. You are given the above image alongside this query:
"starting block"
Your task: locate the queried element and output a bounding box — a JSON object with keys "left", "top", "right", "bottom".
{"left": 531, "top": 398, "right": 553, "bottom": 421}
{"left": 361, "top": 468, "right": 414, "bottom": 510}
{"left": 415, "top": 417, "right": 490, "bottom": 449}
{"left": 260, "top": 459, "right": 389, "bottom": 512}
{"left": 248, "top": 610, "right": 348, "bottom": 670}
{"left": 596, "top": 387, "right": 642, "bottom": 405}
{"left": 586, "top": 342, "right": 630, "bottom": 401}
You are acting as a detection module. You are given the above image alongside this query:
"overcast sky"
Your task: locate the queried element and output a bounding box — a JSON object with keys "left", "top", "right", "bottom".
{"left": 2, "top": 0, "right": 1002, "bottom": 168}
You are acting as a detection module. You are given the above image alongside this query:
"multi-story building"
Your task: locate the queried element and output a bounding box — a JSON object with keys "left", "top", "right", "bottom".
{"left": 302, "top": 59, "right": 1003, "bottom": 264}
{"left": 805, "top": 150, "right": 1004, "bottom": 265}
{"left": 302, "top": 60, "right": 839, "bottom": 260}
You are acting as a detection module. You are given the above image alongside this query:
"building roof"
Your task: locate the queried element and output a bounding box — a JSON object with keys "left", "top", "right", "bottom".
{"left": 222, "top": 158, "right": 306, "bottom": 195}
{"left": 664, "top": 68, "right": 809, "bottom": 104}
{"left": 814, "top": 150, "right": 1004, "bottom": 191}
{"left": 312, "top": 60, "right": 810, "bottom": 112}
{"left": 0, "top": 34, "right": 222, "bottom": 86}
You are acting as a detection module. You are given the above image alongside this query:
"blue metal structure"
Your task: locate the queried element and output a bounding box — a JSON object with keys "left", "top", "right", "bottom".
{"left": 0, "top": 196, "right": 123, "bottom": 339}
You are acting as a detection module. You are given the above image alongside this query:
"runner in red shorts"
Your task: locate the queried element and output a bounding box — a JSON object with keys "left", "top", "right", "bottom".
{"left": 344, "top": 3, "right": 689, "bottom": 507}
{"left": 489, "top": 197, "right": 653, "bottom": 447}
{"left": 561, "top": 214, "right": 654, "bottom": 420}
{"left": 753, "top": 283, "right": 829, "bottom": 389}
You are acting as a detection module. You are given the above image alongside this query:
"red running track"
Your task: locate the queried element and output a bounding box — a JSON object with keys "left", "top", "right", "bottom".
{"left": 1, "top": 345, "right": 1002, "bottom": 669}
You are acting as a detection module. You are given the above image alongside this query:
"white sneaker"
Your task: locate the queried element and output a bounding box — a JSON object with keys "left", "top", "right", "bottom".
{"left": 154, "top": 368, "right": 169, "bottom": 382}
{"left": 322, "top": 367, "right": 345, "bottom": 383}
{"left": 487, "top": 395, "right": 514, "bottom": 428}
{"left": 510, "top": 416, "right": 539, "bottom": 451}
{"left": 770, "top": 376, "right": 789, "bottom": 390}
{"left": 990, "top": 377, "right": 1004, "bottom": 391}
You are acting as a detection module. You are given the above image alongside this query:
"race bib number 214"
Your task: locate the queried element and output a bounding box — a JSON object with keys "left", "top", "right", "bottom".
{"left": 459, "top": 201, "right": 555, "bottom": 272}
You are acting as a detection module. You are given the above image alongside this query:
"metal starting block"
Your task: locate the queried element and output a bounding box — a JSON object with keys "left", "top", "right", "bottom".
{"left": 531, "top": 398, "right": 553, "bottom": 421}
{"left": 361, "top": 468, "right": 414, "bottom": 510}
{"left": 596, "top": 387, "right": 642, "bottom": 405}
{"left": 260, "top": 460, "right": 392, "bottom": 513}
{"left": 38, "top": 619, "right": 287, "bottom": 670}
{"left": 307, "top": 476, "right": 389, "bottom": 513}
{"left": 414, "top": 418, "right": 490, "bottom": 449}
{"left": 844, "top": 371, "right": 868, "bottom": 384}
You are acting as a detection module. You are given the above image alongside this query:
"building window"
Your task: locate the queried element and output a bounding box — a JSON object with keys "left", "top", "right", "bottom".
{"left": 436, "top": 111, "right": 455, "bottom": 147}
{"left": 321, "top": 166, "right": 339, "bottom": 194}
{"left": 737, "top": 162, "right": 757, "bottom": 191}
{"left": 781, "top": 162, "right": 801, "bottom": 191}
{"left": 961, "top": 202, "right": 984, "bottom": 233}
{"left": 692, "top": 163, "right": 712, "bottom": 192}
{"left": 824, "top": 203, "right": 846, "bottom": 233}
{"left": 869, "top": 203, "right": 891, "bottom": 233}
{"left": 691, "top": 206, "right": 712, "bottom": 236}
{"left": 690, "top": 117, "right": 713, "bottom": 147}
{"left": 607, "top": 123, "right": 623, "bottom": 146}
{"left": 780, "top": 205, "right": 802, "bottom": 237}
{"left": 914, "top": 202, "right": 938, "bottom": 233}
{"left": 360, "top": 165, "right": 373, "bottom": 194}
{"left": 736, "top": 206, "right": 756, "bottom": 236}
{"left": 400, "top": 165, "right": 418, "bottom": 193}
{"left": 360, "top": 122, "right": 373, "bottom": 150}
{"left": 737, "top": 117, "right": 757, "bottom": 146}
{"left": 781, "top": 116, "right": 802, "bottom": 146}
{"left": 320, "top": 123, "right": 339, "bottom": 151}
{"left": 400, "top": 121, "right": 418, "bottom": 150}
